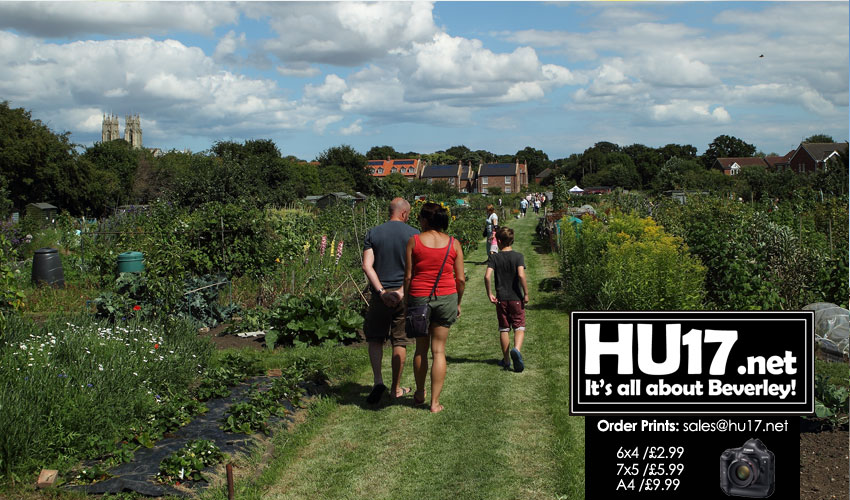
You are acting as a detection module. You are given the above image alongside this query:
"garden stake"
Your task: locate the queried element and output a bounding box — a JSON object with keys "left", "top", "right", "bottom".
{"left": 345, "top": 270, "right": 369, "bottom": 306}
{"left": 226, "top": 463, "right": 234, "bottom": 500}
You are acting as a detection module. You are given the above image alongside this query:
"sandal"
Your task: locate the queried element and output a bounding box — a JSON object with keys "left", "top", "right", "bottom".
{"left": 366, "top": 384, "right": 387, "bottom": 404}
{"left": 413, "top": 390, "right": 427, "bottom": 407}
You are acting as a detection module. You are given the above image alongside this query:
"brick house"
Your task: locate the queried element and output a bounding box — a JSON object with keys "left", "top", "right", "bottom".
{"left": 785, "top": 142, "right": 848, "bottom": 173}
{"left": 419, "top": 163, "right": 462, "bottom": 189}
{"left": 460, "top": 163, "right": 476, "bottom": 193}
{"left": 476, "top": 161, "right": 529, "bottom": 194}
{"left": 763, "top": 151, "right": 794, "bottom": 171}
{"left": 366, "top": 158, "right": 422, "bottom": 180}
{"left": 713, "top": 157, "right": 769, "bottom": 175}
{"left": 534, "top": 167, "right": 553, "bottom": 184}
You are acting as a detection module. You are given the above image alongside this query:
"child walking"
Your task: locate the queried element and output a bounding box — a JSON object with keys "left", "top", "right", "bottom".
{"left": 484, "top": 227, "right": 529, "bottom": 372}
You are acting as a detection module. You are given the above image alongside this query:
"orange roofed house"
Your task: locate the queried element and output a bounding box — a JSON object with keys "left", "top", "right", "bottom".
{"left": 367, "top": 158, "right": 422, "bottom": 180}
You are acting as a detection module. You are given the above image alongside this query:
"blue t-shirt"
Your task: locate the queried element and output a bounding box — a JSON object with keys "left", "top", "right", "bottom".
{"left": 363, "top": 221, "right": 419, "bottom": 289}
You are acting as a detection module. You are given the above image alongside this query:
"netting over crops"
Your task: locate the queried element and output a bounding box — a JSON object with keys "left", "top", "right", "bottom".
{"left": 804, "top": 302, "right": 849, "bottom": 359}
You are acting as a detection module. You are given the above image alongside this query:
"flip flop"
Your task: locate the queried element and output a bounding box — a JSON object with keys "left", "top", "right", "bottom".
{"left": 510, "top": 348, "right": 525, "bottom": 373}
{"left": 366, "top": 383, "right": 387, "bottom": 404}
{"left": 497, "top": 359, "right": 511, "bottom": 370}
{"left": 392, "top": 387, "right": 412, "bottom": 399}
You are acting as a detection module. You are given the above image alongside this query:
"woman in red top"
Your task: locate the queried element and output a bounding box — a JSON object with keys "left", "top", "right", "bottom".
{"left": 404, "top": 203, "right": 465, "bottom": 413}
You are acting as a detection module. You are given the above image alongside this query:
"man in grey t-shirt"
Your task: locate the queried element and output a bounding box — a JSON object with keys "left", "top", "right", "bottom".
{"left": 362, "top": 197, "right": 420, "bottom": 403}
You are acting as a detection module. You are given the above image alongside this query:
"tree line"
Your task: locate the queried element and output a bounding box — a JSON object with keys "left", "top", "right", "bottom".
{"left": 0, "top": 100, "right": 845, "bottom": 217}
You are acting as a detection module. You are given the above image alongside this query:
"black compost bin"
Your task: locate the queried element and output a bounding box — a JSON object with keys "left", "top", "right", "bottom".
{"left": 31, "top": 247, "right": 65, "bottom": 288}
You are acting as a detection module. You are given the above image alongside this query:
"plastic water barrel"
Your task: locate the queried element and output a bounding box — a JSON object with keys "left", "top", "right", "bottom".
{"left": 117, "top": 251, "right": 145, "bottom": 274}
{"left": 31, "top": 247, "right": 65, "bottom": 288}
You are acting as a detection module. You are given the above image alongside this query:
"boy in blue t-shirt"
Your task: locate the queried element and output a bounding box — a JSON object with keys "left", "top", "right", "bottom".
{"left": 484, "top": 227, "right": 529, "bottom": 372}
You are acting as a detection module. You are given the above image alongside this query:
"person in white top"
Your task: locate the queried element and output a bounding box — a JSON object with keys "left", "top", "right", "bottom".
{"left": 486, "top": 204, "right": 499, "bottom": 237}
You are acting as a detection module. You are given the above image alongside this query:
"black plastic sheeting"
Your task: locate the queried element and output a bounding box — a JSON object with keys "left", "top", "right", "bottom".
{"left": 66, "top": 376, "right": 318, "bottom": 497}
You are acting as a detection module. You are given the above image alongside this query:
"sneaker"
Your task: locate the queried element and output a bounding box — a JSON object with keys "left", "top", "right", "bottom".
{"left": 510, "top": 348, "right": 525, "bottom": 373}
{"left": 497, "top": 358, "right": 511, "bottom": 370}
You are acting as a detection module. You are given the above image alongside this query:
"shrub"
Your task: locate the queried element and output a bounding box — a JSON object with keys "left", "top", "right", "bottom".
{"left": 559, "top": 210, "right": 705, "bottom": 310}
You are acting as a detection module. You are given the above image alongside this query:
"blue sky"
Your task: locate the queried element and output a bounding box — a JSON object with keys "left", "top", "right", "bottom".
{"left": 0, "top": 1, "right": 847, "bottom": 161}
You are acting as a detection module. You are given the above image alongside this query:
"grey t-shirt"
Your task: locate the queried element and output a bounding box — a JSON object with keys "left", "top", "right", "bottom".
{"left": 363, "top": 221, "right": 419, "bottom": 289}
{"left": 487, "top": 250, "right": 526, "bottom": 301}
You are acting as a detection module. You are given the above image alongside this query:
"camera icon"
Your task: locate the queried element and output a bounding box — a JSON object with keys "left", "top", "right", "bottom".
{"left": 720, "top": 438, "right": 775, "bottom": 498}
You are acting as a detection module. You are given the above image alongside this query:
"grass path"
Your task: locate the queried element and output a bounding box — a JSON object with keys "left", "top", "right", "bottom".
{"left": 230, "top": 215, "right": 583, "bottom": 500}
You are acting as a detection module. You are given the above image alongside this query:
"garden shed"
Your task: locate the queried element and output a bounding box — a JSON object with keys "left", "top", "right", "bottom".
{"left": 26, "top": 202, "right": 58, "bottom": 224}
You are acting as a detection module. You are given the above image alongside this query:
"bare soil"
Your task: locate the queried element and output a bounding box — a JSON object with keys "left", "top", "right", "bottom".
{"left": 799, "top": 421, "right": 849, "bottom": 500}
{"left": 199, "top": 323, "right": 267, "bottom": 350}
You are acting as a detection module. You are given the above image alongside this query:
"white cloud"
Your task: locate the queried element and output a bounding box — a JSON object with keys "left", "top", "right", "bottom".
{"left": 637, "top": 53, "right": 718, "bottom": 88}
{"left": 0, "top": 32, "right": 327, "bottom": 142}
{"left": 304, "top": 74, "right": 348, "bottom": 103}
{"left": 726, "top": 83, "right": 836, "bottom": 116}
{"left": 251, "top": 2, "right": 439, "bottom": 66}
{"left": 0, "top": 2, "right": 238, "bottom": 37}
{"left": 340, "top": 119, "right": 363, "bottom": 136}
{"left": 214, "top": 30, "right": 247, "bottom": 64}
{"left": 313, "top": 114, "right": 343, "bottom": 134}
{"left": 648, "top": 101, "right": 731, "bottom": 125}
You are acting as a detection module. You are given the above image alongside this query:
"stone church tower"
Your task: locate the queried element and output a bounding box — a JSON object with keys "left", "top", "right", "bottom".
{"left": 124, "top": 114, "right": 142, "bottom": 149}
{"left": 101, "top": 114, "right": 120, "bottom": 142}
{"left": 101, "top": 113, "right": 142, "bottom": 149}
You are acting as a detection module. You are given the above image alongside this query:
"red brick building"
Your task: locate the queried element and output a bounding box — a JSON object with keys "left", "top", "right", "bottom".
{"left": 476, "top": 161, "right": 529, "bottom": 194}
{"left": 785, "top": 143, "right": 848, "bottom": 173}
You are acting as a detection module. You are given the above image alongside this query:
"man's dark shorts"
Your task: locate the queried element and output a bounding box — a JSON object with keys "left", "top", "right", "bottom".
{"left": 363, "top": 288, "right": 414, "bottom": 346}
{"left": 496, "top": 300, "right": 526, "bottom": 332}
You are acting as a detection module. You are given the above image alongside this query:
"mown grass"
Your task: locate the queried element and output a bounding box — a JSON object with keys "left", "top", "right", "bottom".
{"left": 220, "top": 214, "right": 584, "bottom": 499}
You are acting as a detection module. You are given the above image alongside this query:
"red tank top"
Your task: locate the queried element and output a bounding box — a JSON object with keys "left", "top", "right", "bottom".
{"left": 409, "top": 234, "right": 458, "bottom": 297}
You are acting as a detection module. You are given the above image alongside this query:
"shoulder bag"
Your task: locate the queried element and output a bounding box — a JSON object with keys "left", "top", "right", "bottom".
{"left": 405, "top": 237, "right": 453, "bottom": 338}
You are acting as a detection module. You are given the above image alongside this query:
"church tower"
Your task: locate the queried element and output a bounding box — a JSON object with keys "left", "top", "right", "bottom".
{"left": 101, "top": 114, "right": 120, "bottom": 142}
{"left": 124, "top": 114, "right": 142, "bottom": 149}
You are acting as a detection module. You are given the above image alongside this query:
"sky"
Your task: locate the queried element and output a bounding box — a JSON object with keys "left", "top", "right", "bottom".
{"left": 0, "top": 1, "right": 847, "bottom": 161}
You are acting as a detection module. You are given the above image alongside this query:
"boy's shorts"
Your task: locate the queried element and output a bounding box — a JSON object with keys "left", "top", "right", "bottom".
{"left": 363, "top": 288, "right": 414, "bottom": 346}
{"left": 497, "top": 300, "right": 526, "bottom": 332}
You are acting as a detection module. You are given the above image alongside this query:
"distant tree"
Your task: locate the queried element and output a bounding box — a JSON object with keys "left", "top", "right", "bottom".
{"left": 316, "top": 145, "right": 371, "bottom": 193}
{"left": 374, "top": 172, "right": 411, "bottom": 199}
{"left": 587, "top": 141, "right": 621, "bottom": 155}
{"left": 421, "top": 151, "right": 455, "bottom": 166}
{"left": 487, "top": 186, "right": 503, "bottom": 196}
{"left": 366, "top": 145, "right": 401, "bottom": 160}
{"left": 474, "top": 149, "right": 498, "bottom": 164}
{"left": 0, "top": 100, "right": 83, "bottom": 211}
{"left": 702, "top": 135, "right": 757, "bottom": 168}
{"left": 623, "top": 144, "right": 663, "bottom": 188}
{"left": 444, "top": 145, "right": 472, "bottom": 163}
{"left": 515, "top": 146, "right": 551, "bottom": 178}
{"left": 320, "top": 164, "right": 357, "bottom": 194}
{"left": 651, "top": 157, "right": 703, "bottom": 193}
{"left": 288, "top": 161, "right": 323, "bottom": 197}
{"left": 658, "top": 143, "right": 698, "bottom": 161}
{"left": 804, "top": 134, "right": 835, "bottom": 143}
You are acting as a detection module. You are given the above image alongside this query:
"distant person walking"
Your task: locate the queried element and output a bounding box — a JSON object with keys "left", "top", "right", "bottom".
{"left": 486, "top": 204, "right": 499, "bottom": 239}
{"left": 405, "top": 203, "right": 465, "bottom": 413}
{"left": 362, "top": 198, "right": 420, "bottom": 404}
{"left": 519, "top": 198, "right": 528, "bottom": 218}
{"left": 484, "top": 227, "right": 529, "bottom": 372}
